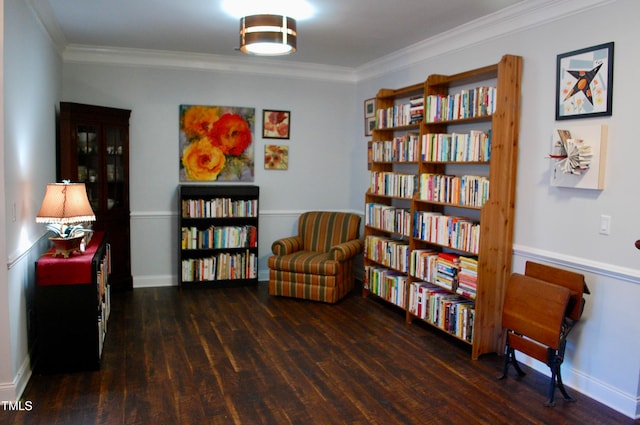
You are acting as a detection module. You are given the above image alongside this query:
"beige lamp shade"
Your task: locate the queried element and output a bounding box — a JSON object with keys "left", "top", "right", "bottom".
{"left": 36, "top": 182, "right": 96, "bottom": 224}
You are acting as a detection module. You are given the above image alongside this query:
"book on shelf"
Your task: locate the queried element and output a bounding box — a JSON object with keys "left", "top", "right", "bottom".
{"left": 457, "top": 256, "right": 478, "bottom": 299}
{"left": 425, "top": 86, "right": 496, "bottom": 123}
{"left": 435, "top": 252, "right": 460, "bottom": 290}
{"left": 376, "top": 95, "right": 424, "bottom": 129}
{"left": 365, "top": 203, "right": 411, "bottom": 237}
{"left": 421, "top": 130, "right": 491, "bottom": 162}
{"left": 409, "top": 250, "right": 477, "bottom": 299}
{"left": 410, "top": 249, "right": 438, "bottom": 282}
{"left": 182, "top": 198, "right": 258, "bottom": 218}
{"left": 409, "top": 280, "right": 446, "bottom": 320}
{"left": 369, "top": 171, "right": 418, "bottom": 199}
{"left": 408, "top": 280, "right": 474, "bottom": 341}
{"left": 419, "top": 173, "right": 490, "bottom": 208}
{"left": 370, "top": 133, "right": 420, "bottom": 162}
{"left": 181, "top": 250, "right": 257, "bottom": 282}
{"left": 365, "top": 235, "right": 410, "bottom": 273}
{"left": 413, "top": 212, "right": 480, "bottom": 254}
{"left": 409, "top": 95, "right": 424, "bottom": 124}
{"left": 365, "top": 266, "right": 407, "bottom": 308}
{"left": 181, "top": 225, "right": 257, "bottom": 250}
{"left": 445, "top": 298, "right": 475, "bottom": 342}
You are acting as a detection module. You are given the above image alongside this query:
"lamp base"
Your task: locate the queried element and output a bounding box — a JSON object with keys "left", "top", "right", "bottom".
{"left": 49, "top": 235, "right": 84, "bottom": 258}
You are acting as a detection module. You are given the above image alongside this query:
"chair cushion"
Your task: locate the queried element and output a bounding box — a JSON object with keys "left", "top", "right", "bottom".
{"left": 268, "top": 251, "right": 338, "bottom": 276}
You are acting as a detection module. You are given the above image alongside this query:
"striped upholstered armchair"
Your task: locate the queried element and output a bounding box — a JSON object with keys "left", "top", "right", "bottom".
{"left": 268, "top": 211, "right": 364, "bottom": 303}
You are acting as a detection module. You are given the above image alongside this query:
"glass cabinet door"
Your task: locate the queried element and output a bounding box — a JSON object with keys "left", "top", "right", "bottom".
{"left": 76, "top": 125, "right": 100, "bottom": 211}
{"left": 106, "top": 126, "right": 126, "bottom": 210}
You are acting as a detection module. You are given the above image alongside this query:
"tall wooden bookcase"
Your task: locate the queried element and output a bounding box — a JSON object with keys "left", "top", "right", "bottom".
{"left": 364, "top": 54, "right": 522, "bottom": 359}
{"left": 178, "top": 185, "right": 259, "bottom": 288}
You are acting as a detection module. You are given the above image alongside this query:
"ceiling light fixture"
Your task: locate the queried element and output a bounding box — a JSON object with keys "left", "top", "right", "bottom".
{"left": 239, "top": 14, "right": 297, "bottom": 56}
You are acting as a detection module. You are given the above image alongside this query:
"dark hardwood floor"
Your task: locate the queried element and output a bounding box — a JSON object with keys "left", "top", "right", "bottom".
{"left": 2, "top": 283, "right": 636, "bottom": 425}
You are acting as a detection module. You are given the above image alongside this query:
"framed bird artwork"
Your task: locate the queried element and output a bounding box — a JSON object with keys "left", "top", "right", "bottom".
{"left": 556, "top": 42, "right": 614, "bottom": 120}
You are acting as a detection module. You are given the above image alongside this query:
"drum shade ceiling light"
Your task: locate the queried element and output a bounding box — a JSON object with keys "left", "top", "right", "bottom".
{"left": 240, "top": 14, "right": 297, "bottom": 56}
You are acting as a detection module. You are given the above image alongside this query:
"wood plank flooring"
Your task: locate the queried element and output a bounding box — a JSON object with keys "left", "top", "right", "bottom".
{"left": 3, "top": 283, "right": 636, "bottom": 425}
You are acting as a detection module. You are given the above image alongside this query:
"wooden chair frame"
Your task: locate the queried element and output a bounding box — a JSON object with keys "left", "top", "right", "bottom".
{"left": 499, "top": 261, "right": 589, "bottom": 406}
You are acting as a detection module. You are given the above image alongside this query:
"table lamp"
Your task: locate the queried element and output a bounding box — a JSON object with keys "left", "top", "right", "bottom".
{"left": 36, "top": 181, "right": 96, "bottom": 258}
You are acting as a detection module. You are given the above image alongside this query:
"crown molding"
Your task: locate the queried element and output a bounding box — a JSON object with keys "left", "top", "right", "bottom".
{"left": 62, "top": 45, "right": 357, "bottom": 83}
{"left": 29, "top": 0, "right": 613, "bottom": 83}
{"left": 25, "top": 0, "right": 67, "bottom": 55}
{"left": 356, "top": 0, "right": 615, "bottom": 81}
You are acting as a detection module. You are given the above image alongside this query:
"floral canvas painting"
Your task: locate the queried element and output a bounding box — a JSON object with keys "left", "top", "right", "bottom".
{"left": 179, "top": 105, "right": 255, "bottom": 181}
{"left": 262, "top": 110, "right": 290, "bottom": 139}
{"left": 264, "top": 145, "right": 289, "bottom": 170}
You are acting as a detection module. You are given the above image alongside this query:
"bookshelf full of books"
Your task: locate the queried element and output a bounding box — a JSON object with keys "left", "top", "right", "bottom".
{"left": 96, "top": 240, "right": 111, "bottom": 358}
{"left": 364, "top": 55, "right": 522, "bottom": 359}
{"left": 364, "top": 82, "right": 423, "bottom": 312}
{"left": 35, "top": 232, "right": 111, "bottom": 373}
{"left": 178, "top": 185, "right": 259, "bottom": 288}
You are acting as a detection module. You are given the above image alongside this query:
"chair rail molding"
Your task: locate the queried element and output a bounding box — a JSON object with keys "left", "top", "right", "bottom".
{"left": 513, "top": 244, "right": 640, "bottom": 285}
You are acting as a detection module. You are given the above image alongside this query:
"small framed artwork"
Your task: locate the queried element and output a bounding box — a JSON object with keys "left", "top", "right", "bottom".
{"left": 364, "top": 98, "right": 375, "bottom": 118}
{"left": 364, "top": 98, "right": 375, "bottom": 136}
{"left": 556, "top": 42, "right": 614, "bottom": 120}
{"left": 264, "top": 144, "right": 289, "bottom": 170}
{"left": 263, "top": 110, "right": 290, "bottom": 139}
{"left": 365, "top": 116, "right": 376, "bottom": 137}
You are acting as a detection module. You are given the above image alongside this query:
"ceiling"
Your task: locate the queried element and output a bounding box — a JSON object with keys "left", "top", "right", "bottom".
{"left": 37, "top": 0, "right": 524, "bottom": 69}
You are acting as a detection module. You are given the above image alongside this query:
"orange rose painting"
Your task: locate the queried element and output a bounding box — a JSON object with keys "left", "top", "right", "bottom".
{"left": 262, "top": 110, "right": 290, "bottom": 139}
{"left": 181, "top": 138, "right": 226, "bottom": 181}
{"left": 180, "top": 105, "right": 254, "bottom": 181}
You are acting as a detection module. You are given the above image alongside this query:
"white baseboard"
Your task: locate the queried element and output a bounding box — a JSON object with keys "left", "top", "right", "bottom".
{"left": 0, "top": 355, "right": 32, "bottom": 402}
{"left": 513, "top": 355, "right": 639, "bottom": 419}
{"left": 133, "top": 275, "right": 176, "bottom": 288}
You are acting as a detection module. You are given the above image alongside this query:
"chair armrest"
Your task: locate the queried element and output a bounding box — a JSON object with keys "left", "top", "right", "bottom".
{"left": 271, "top": 236, "right": 304, "bottom": 255}
{"left": 329, "top": 239, "right": 364, "bottom": 261}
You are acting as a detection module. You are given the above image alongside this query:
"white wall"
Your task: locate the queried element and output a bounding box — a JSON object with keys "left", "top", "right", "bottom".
{"left": 62, "top": 63, "right": 358, "bottom": 285}
{"left": 354, "top": 0, "right": 640, "bottom": 418}
{"left": 1, "top": 0, "right": 61, "bottom": 400}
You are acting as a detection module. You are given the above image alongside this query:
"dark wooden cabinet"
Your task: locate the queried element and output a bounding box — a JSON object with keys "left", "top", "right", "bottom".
{"left": 179, "top": 185, "right": 259, "bottom": 288}
{"left": 35, "top": 232, "right": 111, "bottom": 374}
{"left": 58, "top": 102, "right": 132, "bottom": 290}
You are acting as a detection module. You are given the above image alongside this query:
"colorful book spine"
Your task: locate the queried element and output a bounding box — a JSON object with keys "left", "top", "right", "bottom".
{"left": 425, "top": 86, "right": 496, "bottom": 123}
{"left": 181, "top": 198, "right": 258, "bottom": 218}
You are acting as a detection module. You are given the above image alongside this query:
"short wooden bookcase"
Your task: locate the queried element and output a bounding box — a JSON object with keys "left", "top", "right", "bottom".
{"left": 178, "top": 185, "right": 259, "bottom": 288}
